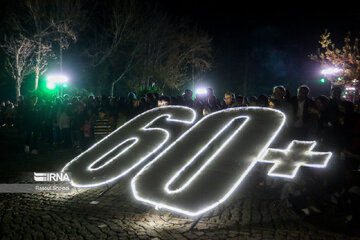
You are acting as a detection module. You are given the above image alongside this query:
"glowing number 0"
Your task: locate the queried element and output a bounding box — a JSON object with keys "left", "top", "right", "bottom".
{"left": 63, "top": 106, "right": 332, "bottom": 216}
{"left": 131, "top": 107, "right": 286, "bottom": 216}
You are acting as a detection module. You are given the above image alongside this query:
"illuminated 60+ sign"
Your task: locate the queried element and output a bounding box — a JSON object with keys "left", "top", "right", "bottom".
{"left": 62, "top": 106, "right": 332, "bottom": 216}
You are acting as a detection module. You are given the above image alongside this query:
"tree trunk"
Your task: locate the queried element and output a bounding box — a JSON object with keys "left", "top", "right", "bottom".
{"left": 110, "top": 84, "right": 115, "bottom": 97}
{"left": 59, "top": 45, "right": 63, "bottom": 72}
{"left": 34, "top": 38, "right": 42, "bottom": 91}
{"left": 34, "top": 66, "right": 40, "bottom": 91}
{"left": 15, "top": 78, "right": 21, "bottom": 98}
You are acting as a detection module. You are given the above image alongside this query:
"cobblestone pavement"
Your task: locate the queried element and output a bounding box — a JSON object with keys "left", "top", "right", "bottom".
{"left": 0, "top": 127, "right": 358, "bottom": 239}
{"left": 0, "top": 168, "right": 357, "bottom": 240}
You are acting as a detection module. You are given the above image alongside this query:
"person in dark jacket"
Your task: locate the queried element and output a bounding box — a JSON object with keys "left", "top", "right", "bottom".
{"left": 290, "top": 85, "right": 316, "bottom": 139}
{"left": 23, "top": 96, "right": 41, "bottom": 154}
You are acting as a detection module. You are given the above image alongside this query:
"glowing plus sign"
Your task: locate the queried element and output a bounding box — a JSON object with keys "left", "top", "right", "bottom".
{"left": 258, "top": 140, "right": 332, "bottom": 178}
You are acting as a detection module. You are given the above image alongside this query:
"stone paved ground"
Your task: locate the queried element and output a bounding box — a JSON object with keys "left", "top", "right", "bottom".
{"left": 0, "top": 171, "right": 358, "bottom": 240}
{"left": 0, "top": 127, "right": 358, "bottom": 239}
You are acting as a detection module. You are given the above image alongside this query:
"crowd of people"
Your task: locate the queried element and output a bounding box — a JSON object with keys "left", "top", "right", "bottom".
{"left": 0, "top": 84, "right": 359, "bottom": 229}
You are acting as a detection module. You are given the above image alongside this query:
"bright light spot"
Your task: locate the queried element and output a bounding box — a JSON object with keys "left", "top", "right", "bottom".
{"left": 345, "top": 87, "right": 356, "bottom": 91}
{"left": 63, "top": 83, "right": 68, "bottom": 88}
{"left": 321, "top": 67, "right": 343, "bottom": 75}
{"left": 46, "top": 82, "right": 56, "bottom": 90}
{"left": 337, "top": 77, "right": 342, "bottom": 81}
{"left": 47, "top": 75, "right": 69, "bottom": 83}
{"left": 320, "top": 78, "right": 326, "bottom": 83}
{"left": 196, "top": 88, "right": 207, "bottom": 95}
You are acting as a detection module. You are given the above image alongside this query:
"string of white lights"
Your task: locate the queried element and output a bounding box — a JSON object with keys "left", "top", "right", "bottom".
{"left": 164, "top": 116, "right": 250, "bottom": 194}
{"left": 131, "top": 107, "right": 286, "bottom": 216}
{"left": 88, "top": 138, "right": 138, "bottom": 171}
{"left": 257, "top": 140, "right": 332, "bottom": 179}
{"left": 62, "top": 106, "right": 196, "bottom": 188}
{"left": 62, "top": 105, "right": 332, "bottom": 217}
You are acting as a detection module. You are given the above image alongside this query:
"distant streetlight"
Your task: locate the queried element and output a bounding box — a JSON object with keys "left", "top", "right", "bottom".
{"left": 321, "top": 67, "right": 343, "bottom": 75}
{"left": 320, "top": 67, "right": 344, "bottom": 90}
{"left": 47, "top": 75, "right": 69, "bottom": 83}
{"left": 46, "top": 74, "right": 69, "bottom": 96}
{"left": 196, "top": 88, "right": 207, "bottom": 95}
{"left": 345, "top": 86, "right": 356, "bottom": 91}
{"left": 46, "top": 82, "right": 56, "bottom": 90}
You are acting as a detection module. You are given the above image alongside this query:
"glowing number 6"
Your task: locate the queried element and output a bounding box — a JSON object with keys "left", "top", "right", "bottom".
{"left": 131, "top": 107, "right": 286, "bottom": 216}
{"left": 62, "top": 106, "right": 196, "bottom": 187}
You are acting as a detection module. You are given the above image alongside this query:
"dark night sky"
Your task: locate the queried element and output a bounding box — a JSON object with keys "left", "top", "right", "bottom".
{"left": 154, "top": 2, "right": 360, "bottom": 98}
{"left": 1, "top": 1, "right": 360, "bottom": 100}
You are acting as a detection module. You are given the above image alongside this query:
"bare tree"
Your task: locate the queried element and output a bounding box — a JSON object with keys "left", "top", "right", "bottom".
{"left": 1, "top": 34, "right": 35, "bottom": 98}
{"left": 127, "top": 11, "right": 212, "bottom": 93}
{"left": 85, "top": 0, "right": 141, "bottom": 95}
{"left": 86, "top": 0, "right": 136, "bottom": 68}
{"left": 25, "top": 0, "right": 55, "bottom": 90}
{"left": 110, "top": 46, "right": 139, "bottom": 97}
{"left": 4, "top": 0, "right": 81, "bottom": 91}
{"left": 84, "top": 0, "right": 212, "bottom": 96}
{"left": 49, "top": 0, "right": 83, "bottom": 72}
{"left": 32, "top": 41, "right": 53, "bottom": 89}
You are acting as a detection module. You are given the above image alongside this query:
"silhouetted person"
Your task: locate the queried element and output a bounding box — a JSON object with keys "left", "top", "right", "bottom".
{"left": 272, "top": 85, "right": 293, "bottom": 119}
{"left": 290, "top": 85, "right": 316, "bottom": 139}
{"left": 257, "top": 95, "right": 269, "bottom": 107}
{"left": 328, "top": 86, "right": 355, "bottom": 151}
{"left": 24, "top": 96, "right": 40, "bottom": 154}
{"left": 183, "top": 89, "right": 194, "bottom": 108}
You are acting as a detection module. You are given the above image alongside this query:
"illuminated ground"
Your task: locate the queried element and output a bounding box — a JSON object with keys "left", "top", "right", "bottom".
{"left": 0, "top": 179, "right": 354, "bottom": 240}
{"left": 0, "top": 127, "right": 357, "bottom": 239}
